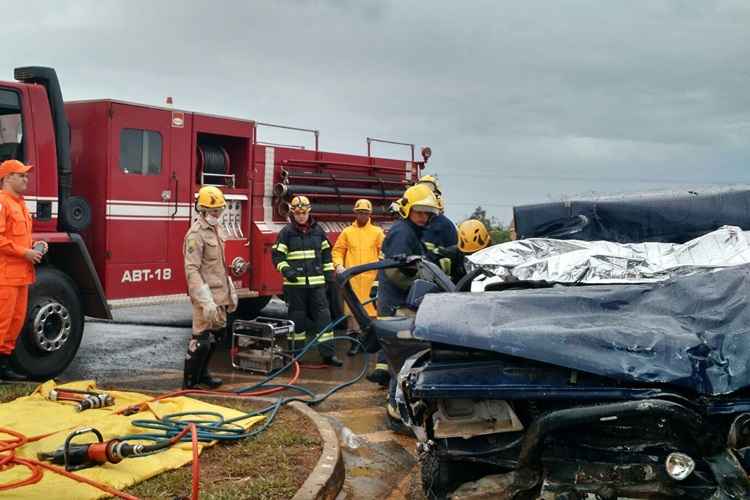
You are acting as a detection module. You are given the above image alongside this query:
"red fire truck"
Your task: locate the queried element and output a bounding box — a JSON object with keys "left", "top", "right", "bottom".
{"left": 0, "top": 66, "right": 425, "bottom": 379}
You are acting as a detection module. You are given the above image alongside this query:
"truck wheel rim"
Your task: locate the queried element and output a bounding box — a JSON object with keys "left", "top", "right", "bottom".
{"left": 33, "top": 302, "right": 72, "bottom": 352}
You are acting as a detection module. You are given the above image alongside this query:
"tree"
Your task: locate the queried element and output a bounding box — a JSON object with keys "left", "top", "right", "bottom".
{"left": 466, "top": 206, "right": 512, "bottom": 244}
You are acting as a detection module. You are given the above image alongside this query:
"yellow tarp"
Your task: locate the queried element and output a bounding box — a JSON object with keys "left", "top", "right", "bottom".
{"left": 0, "top": 380, "right": 264, "bottom": 499}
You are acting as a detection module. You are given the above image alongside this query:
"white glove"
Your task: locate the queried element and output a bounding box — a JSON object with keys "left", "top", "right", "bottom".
{"left": 228, "top": 280, "right": 238, "bottom": 313}
{"left": 335, "top": 265, "right": 345, "bottom": 275}
{"left": 203, "top": 302, "right": 219, "bottom": 323}
{"left": 195, "top": 284, "right": 220, "bottom": 322}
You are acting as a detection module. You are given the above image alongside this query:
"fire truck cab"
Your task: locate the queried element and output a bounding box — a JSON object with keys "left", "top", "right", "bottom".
{"left": 1, "top": 66, "right": 423, "bottom": 379}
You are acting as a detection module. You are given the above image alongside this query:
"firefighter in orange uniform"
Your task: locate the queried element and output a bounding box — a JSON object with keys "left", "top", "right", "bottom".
{"left": 182, "top": 186, "right": 238, "bottom": 389}
{"left": 0, "top": 160, "right": 47, "bottom": 381}
{"left": 332, "top": 199, "right": 384, "bottom": 355}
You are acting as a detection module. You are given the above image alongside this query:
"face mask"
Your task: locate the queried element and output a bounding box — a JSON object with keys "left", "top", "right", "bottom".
{"left": 206, "top": 215, "right": 220, "bottom": 226}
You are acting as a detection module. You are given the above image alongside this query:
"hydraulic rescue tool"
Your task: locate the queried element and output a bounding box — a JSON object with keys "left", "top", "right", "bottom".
{"left": 47, "top": 388, "right": 115, "bottom": 412}
{"left": 37, "top": 426, "right": 186, "bottom": 471}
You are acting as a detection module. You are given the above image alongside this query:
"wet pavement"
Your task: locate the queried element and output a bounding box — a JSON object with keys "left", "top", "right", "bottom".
{"left": 61, "top": 301, "right": 425, "bottom": 499}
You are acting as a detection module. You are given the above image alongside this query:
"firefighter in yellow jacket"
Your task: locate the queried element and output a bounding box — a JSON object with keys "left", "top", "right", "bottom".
{"left": 333, "top": 199, "right": 385, "bottom": 355}
{"left": 182, "top": 186, "right": 238, "bottom": 389}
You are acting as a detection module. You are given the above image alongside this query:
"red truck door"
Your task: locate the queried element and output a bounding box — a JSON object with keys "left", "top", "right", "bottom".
{"left": 106, "top": 103, "right": 181, "bottom": 298}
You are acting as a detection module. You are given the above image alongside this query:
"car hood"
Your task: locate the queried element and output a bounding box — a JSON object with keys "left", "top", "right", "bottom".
{"left": 413, "top": 264, "right": 750, "bottom": 396}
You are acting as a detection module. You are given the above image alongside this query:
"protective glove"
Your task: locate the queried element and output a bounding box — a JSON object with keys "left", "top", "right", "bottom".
{"left": 335, "top": 265, "right": 345, "bottom": 275}
{"left": 195, "top": 284, "right": 220, "bottom": 323}
{"left": 228, "top": 279, "right": 238, "bottom": 313}
{"left": 388, "top": 200, "right": 402, "bottom": 215}
{"left": 202, "top": 301, "right": 219, "bottom": 323}
{"left": 282, "top": 267, "right": 299, "bottom": 283}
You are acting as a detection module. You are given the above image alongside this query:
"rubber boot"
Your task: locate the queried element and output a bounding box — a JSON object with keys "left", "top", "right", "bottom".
{"left": 322, "top": 355, "right": 343, "bottom": 367}
{"left": 198, "top": 333, "right": 223, "bottom": 389}
{"left": 182, "top": 334, "right": 210, "bottom": 389}
{"left": 366, "top": 358, "right": 391, "bottom": 387}
{"left": 346, "top": 331, "right": 361, "bottom": 356}
{"left": 0, "top": 354, "right": 27, "bottom": 382}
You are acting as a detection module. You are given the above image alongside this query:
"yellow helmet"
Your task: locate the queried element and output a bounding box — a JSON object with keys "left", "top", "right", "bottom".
{"left": 458, "top": 219, "right": 491, "bottom": 254}
{"left": 418, "top": 175, "right": 441, "bottom": 194}
{"left": 353, "top": 199, "right": 372, "bottom": 213}
{"left": 290, "top": 195, "right": 312, "bottom": 214}
{"left": 436, "top": 195, "right": 445, "bottom": 212}
{"left": 398, "top": 184, "right": 441, "bottom": 219}
{"left": 197, "top": 186, "right": 226, "bottom": 209}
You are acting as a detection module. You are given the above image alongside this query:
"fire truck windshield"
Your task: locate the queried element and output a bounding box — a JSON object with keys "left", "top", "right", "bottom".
{"left": 0, "top": 88, "right": 22, "bottom": 162}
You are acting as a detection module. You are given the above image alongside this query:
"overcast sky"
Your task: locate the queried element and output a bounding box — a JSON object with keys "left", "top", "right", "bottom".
{"left": 5, "top": 0, "right": 750, "bottom": 223}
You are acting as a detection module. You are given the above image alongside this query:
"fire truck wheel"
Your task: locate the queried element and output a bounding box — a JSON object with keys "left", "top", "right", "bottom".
{"left": 11, "top": 267, "right": 84, "bottom": 380}
{"left": 236, "top": 296, "right": 272, "bottom": 319}
{"left": 59, "top": 196, "right": 92, "bottom": 233}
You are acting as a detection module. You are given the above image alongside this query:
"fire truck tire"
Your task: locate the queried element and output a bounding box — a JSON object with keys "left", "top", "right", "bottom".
{"left": 59, "top": 196, "right": 92, "bottom": 233}
{"left": 10, "top": 267, "right": 84, "bottom": 380}
{"left": 236, "top": 296, "right": 272, "bottom": 319}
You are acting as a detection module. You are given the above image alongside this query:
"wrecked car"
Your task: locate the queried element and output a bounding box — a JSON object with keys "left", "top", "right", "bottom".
{"left": 338, "top": 222, "right": 750, "bottom": 498}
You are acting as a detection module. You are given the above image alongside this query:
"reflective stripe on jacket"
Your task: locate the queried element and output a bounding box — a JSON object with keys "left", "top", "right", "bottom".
{"left": 272, "top": 219, "right": 333, "bottom": 287}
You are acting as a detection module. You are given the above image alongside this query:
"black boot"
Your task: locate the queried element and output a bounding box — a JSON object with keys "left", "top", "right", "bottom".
{"left": 182, "top": 333, "right": 211, "bottom": 389}
{"left": 346, "top": 331, "right": 361, "bottom": 356}
{"left": 366, "top": 367, "right": 391, "bottom": 387}
{"left": 198, "top": 332, "right": 223, "bottom": 389}
{"left": 0, "top": 354, "right": 27, "bottom": 382}
{"left": 322, "top": 355, "right": 343, "bottom": 367}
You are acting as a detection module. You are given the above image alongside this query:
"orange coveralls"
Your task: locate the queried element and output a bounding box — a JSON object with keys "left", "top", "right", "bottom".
{"left": 0, "top": 190, "right": 34, "bottom": 355}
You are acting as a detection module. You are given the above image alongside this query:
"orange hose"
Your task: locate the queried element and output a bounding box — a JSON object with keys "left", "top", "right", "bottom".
{"left": 0, "top": 428, "right": 43, "bottom": 491}
{"left": 34, "top": 461, "right": 140, "bottom": 500}
{"left": 1, "top": 359, "right": 300, "bottom": 497}
{"left": 190, "top": 423, "right": 200, "bottom": 500}
{"left": 0, "top": 427, "right": 137, "bottom": 499}
{"left": 117, "top": 359, "right": 302, "bottom": 415}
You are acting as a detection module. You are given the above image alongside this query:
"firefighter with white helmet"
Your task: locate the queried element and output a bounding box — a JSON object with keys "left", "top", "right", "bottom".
{"left": 332, "top": 198, "right": 385, "bottom": 355}
{"left": 272, "top": 195, "right": 342, "bottom": 366}
{"left": 182, "top": 185, "right": 238, "bottom": 389}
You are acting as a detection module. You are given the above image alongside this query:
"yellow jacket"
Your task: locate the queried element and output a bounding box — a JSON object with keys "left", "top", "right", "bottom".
{"left": 333, "top": 220, "right": 385, "bottom": 316}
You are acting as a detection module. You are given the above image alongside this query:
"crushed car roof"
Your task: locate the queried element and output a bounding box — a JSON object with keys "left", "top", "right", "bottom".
{"left": 513, "top": 185, "right": 750, "bottom": 243}
{"left": 414, "top": 264, "right": 750, "bottom": 396}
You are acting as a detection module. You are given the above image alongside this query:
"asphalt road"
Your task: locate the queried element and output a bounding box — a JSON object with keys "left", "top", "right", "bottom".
{"left": 60, "top": 301, "right": 425, "bottom": 500}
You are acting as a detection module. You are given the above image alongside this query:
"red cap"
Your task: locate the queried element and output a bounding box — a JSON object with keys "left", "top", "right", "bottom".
{"left": 0, "top": 159, "right": 32, "bottom": 179}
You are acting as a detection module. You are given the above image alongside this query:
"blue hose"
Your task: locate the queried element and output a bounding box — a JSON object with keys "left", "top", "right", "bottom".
{"left": 120, "top": 314, "right": 370, "bottom": 445}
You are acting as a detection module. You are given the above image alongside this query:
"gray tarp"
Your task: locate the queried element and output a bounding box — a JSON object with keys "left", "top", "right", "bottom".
{"left": 414, "top": 264, "right": 750, "bottom": 395}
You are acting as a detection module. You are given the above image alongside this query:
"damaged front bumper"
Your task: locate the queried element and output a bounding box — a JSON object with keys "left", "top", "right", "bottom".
{"left": 400, "top": 357, "right": 750, "bottom": 499}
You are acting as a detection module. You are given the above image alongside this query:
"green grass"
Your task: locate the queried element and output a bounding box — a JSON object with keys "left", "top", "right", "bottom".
{"left": 0, "top": 382, "right": 36, "bottom": 402}
{"left": 125, "top": 400, "right": 322, "bottom": 500}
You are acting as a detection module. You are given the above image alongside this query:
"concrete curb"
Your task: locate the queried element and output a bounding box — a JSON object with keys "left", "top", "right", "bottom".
{"left": 290, "top": 401, "right": 345, "bottom": 500}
